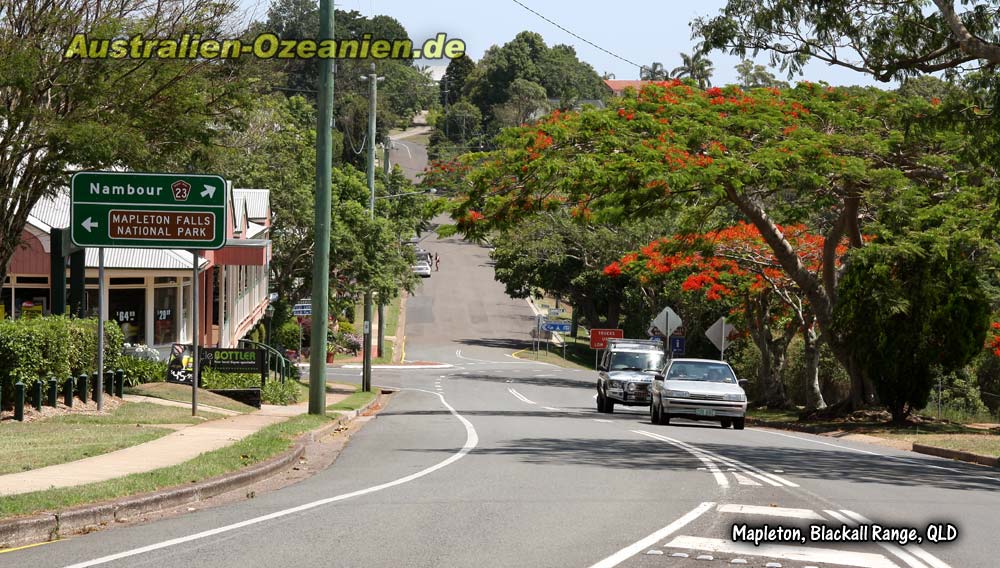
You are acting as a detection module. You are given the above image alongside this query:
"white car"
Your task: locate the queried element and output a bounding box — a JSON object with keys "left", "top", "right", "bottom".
{"left": 650, "top": 358, "right": 748, "bottom": 429}
{"left": 412, "top": 262, "right": 431, "bottom": 278}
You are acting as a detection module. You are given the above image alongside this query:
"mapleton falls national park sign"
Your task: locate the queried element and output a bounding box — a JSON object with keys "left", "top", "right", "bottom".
{"left": 70, "top": 171, "right": 227, "bottom": 249}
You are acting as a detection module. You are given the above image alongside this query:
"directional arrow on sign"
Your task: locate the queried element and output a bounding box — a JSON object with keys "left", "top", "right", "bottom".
{"left": 81, "top": 217, "right": 99, "bottom": 232}
{"left": 201, "top": 185, "right": 217, "bottom": 199}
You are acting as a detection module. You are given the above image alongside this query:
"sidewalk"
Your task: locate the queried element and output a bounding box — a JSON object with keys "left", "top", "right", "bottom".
{"left": 0, "top": 388, "right": 354, "bottom": 497}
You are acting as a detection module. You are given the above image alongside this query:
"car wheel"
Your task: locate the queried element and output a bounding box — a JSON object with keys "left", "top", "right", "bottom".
{"left": 720, "top": 418, "right": 732, "bottom": 429}
{"left": 596, "top": 392, "right": 606, "bottom": 413}
{"left": 661, "top": 409, "right": 671, "bottom": 425}
{"left": 650, "top": 402, "right": 660, "bottom": 424}
{"left": 733, "top": 417, "right": 745, "bottom": 430}
{"left": 606, "top": 398, "right": 615, "bottom": 414}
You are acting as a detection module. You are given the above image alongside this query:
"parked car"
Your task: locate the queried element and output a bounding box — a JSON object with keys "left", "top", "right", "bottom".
{"left": 650, "top": 358, "right": 748, "bottom": 429}
{"left": 596, "top": 339, "right": 665, "bottom": 413}
{"left": 412, "top": 262, "right": 432, "bottom": 278}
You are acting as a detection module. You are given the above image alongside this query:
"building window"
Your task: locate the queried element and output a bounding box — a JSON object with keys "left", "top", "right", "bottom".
{"left": 154, "top": 286, "right": 178, "bottom": 345}
{"left": 16, "top": 276, "right": 49, "bottom": 285}
{"left": 13, "top": 289, "right": 48, "bottom": 318}
{"left": 108, "top": 288, "right": 145, "bottom": 344}
{"left": 110, "top": 277, "right": 145, "bottom": 286}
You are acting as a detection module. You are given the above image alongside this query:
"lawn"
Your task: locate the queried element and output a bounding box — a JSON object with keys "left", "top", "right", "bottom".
{"left": 0, "top": 388, "right": 383, "bottom": 518}
{"left": 0, "top": 402, "right": 224, "bottom": 476}
{"left": 351, "top": 293, "right": 402, "bottom": 365}
{"left": 126, "top": 382, "right": 256, "bottom": 413}
{"left": 882, "top": 433, "right": 1000, "bottom": 457}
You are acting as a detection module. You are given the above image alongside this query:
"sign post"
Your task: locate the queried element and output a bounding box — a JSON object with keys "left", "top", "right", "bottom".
{"left": 705, "top": 316, "right": 736, "bottom": 360}
{"left": 71, "top": 172, "right": 227, "bottom": 416}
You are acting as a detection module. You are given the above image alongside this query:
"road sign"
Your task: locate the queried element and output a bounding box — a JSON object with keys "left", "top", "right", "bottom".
{"left": 542, "top": 322, "right": 572, "bottom": 333}
{"left": 589, "top": 328, "right": 624, "bottom": 349}
{"left": 70, "top": 171, "right": 227, "bottom": 249}
{"left": 649, "top": 306, "right": 682, "bottom": 337}
{"left": 547, "top": 308, "right": 565, "bottom": 317}
{"left": 291, "top": 303, "right": 312, "bottom": 316}
{"left": 705, "top": 316, "right": 737, "bottom": 355}
{"left": 669, "top": 336, "right": 685, "bottom": 355}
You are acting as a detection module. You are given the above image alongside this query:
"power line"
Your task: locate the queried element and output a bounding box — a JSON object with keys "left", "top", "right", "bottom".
{"left": 509, "top": 0, "right": 643, "bottom": 70}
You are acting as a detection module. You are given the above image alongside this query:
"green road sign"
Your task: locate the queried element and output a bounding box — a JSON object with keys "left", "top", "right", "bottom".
{"left": 70, "top": 172, "right": 228, "bottom": 249}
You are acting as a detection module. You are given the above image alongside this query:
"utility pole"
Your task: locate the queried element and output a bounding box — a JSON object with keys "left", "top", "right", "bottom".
{"left": 308, "top": 1, "right": 335, "bottom": 415}
{"left": 377, "top": 144, "right": 390, "bottom": 359}
{"left": 442, "top": 74, "right": 450, "bottom": 138}
{"left": 362, "top": 62, "right": 378, "bottom": 394}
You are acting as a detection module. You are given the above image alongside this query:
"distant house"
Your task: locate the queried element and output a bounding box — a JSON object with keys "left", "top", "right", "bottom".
{"left": 603, "top": 80, "right": 657, "bottom": 97}
{"left": 4, "top": 184, "right": 272, "bottom": 350}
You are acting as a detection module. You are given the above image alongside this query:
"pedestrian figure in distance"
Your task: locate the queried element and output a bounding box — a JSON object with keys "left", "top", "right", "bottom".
{"left": 435, "top": 253, "right": 440, "bottom": 272}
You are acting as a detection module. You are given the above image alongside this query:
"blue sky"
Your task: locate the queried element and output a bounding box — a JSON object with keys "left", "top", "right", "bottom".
{"left": 237, "top": 0, "right": 888, "bottom": 88}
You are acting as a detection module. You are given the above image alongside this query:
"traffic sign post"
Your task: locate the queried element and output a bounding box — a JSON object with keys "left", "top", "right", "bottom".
{"left": 70, "top": 172, "right": 227, "bottom": 250}
{"left": 705, "top": 316, "right": 736, "bottom": 360}
{"left": 70, "top": 172, "right": 228, "bottom": 416}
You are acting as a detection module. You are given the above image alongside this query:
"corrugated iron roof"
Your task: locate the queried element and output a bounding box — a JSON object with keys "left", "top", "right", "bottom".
{"left": 84, "top": 247, "right": 207, "bottom": 270}
{"left": 234, "top": 188, "right": 270, "bottom": 222}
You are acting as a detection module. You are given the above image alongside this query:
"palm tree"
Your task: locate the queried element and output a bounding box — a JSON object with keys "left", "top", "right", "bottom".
{"left": 671, "top": 52, "right": 714, "bottom": 89}
{"left": 640, "top": 62, "right": 667, "bottom": 81}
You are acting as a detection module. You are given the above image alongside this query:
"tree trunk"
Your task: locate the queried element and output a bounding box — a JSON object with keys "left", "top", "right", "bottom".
{"left": 746, "top": 293, "right": 793, "bottom": 409}
{"left": 605, "top": 299, "right": 621, "bottom": 329}
{"left": 802, "top": 325, "right": 826, "bottom": 411}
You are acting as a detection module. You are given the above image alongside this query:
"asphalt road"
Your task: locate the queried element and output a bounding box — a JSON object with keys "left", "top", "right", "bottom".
{"left": 13, "top": 229, "right": 1000, "bottom": 568}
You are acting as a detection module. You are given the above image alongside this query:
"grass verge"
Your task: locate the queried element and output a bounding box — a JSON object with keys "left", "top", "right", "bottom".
{"left": 126, "top": 382, "right": 256, "bottom": 413}
{"left": 0, "top": 402, "right": 226, "bottom": 476}
{"left": 1, "top": 390, "right": 380, "bottom": 518}
{"left": 328, "top": 389, "right": 377, "bottom": 412}
{"left": 514, "top": 336, "right": 596, "bottom": 371}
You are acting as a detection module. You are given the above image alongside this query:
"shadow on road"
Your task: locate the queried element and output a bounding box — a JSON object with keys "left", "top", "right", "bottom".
{"left": 451, "top": 371, "right": 593, "bottom": 391}
{"left": 455, "top": 338, "right": 532, "bottom": 351}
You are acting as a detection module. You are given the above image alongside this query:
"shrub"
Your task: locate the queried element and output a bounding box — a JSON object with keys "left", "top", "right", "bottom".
{"left": 274, "top": 321, "right": 301, "bottom": 351}
{"left": 337, "top": 318, "right": 357, "bottom": 336}
{"left": 261, "top": 378, "right": 300, "bottom": 405}
{"left": 120, "top": 355, "right": 168, "bottom": 386}
{"left": 0, "top": 316, "right": 123, "bottom": 409}
{"left": 337, "top": 332, "right": 362, "bottom": 354}
{"left": 200, "top": 369, "right": 262, "bottom": 389}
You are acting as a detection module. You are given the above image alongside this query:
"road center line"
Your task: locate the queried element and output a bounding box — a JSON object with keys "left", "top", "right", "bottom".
{"left": 633, "top": 430, "right": 729, "bottom": 487}
{"left": 62, "top": 389, "right": 479, "bottom": 568}
{"left": 507, "top": 387, "right": 536, "bottom": 405}
{"left": 587, "top": 502, "right": 715, "bottom": 568}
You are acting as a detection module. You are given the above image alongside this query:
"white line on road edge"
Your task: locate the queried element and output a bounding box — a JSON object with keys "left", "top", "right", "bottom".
{"left": 754, "top": 428, "right": 1000, "bottom": 484}
{"left": 663, "top": 535, "right": 899, "bottom": 568}
{"left": 508, "top": 387, "right": 536, "bottom": 405}
{"left": 716, "top": 503, "right": 823, "bottom": 520}
{"left": 824, "top": 509, "right": 927, "bottom": 568}
{"left": 633, "top": 430, "right": 729, "bottom": 488}
{"left": 838, "top": 509, "right": 952, "bottom": 568}
{"left": 587, "top": 502, "right": 715, "bottom": 568}
{"left": 62, "top": 389, "right": 479, "bottom": 568}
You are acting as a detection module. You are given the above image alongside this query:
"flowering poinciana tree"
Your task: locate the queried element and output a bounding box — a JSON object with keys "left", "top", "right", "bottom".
{"left": 607, "top": 223, "right": 841, "bottom": 410}
{"left": 459, "top": 80, "right": 985, "bottom": 410}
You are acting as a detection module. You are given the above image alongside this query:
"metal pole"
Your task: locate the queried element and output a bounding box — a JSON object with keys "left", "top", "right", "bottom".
{"left": 721, "top": 316, "right": 726, "bottom": 361}
{"left": 362, "top": 62, "right": 377, "bottom": 393}
{"left": 96, "top": 247, "right": 105, "bottom": 411}
{"left": 191, "top": 250, "right": 199, "bottom": 416}
{"left": 309, "top": 0, "right": 335, "bottom": 415}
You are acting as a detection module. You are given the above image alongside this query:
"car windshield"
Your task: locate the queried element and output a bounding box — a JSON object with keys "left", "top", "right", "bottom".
{"left": 610, "top": 351, "right": 663, "bottom": 372}
{"left": 666, "top": 362, "right": 737, "bottom": 383}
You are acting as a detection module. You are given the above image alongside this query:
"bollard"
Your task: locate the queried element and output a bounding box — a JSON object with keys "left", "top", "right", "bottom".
{"left": 105, "top": 370, "right": 114, "bottom": 398}
{"left": 14, "top": 382, "right": 24, "bottom": 421}
{"left": 32, "top": 380, "right": 43, "bottom": 411}
{"left": 78, "top": 373, "right": 88, "bottom": 404}
{"left": 115, "top": 369, "right": 125, "bottom": 398}
{"left": 91, "top": 371, "right": 99, "bottom": 401}
{"left": 64, "top": 377, "right": 74, "bottom": 407}
{"left": 47, "top": 377, "right": 58, "bottom": 407}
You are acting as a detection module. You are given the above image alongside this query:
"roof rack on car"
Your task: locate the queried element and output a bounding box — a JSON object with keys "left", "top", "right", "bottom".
{"left": 606, "top": 338, "right": 664, "bottom": 350}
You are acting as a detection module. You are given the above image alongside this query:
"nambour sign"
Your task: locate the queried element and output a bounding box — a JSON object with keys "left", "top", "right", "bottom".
{"left": 70, "top": 172, "right": 227, "bottom": 249}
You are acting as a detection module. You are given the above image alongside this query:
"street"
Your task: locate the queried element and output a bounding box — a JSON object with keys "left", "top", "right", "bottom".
{"left": 12, "top": 229, "right": 1000, "bottom": 568}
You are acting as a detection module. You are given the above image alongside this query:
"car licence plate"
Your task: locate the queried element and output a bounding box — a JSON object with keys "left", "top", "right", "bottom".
{"left": 695, "top": 408, "right": 716, "bottom": 417}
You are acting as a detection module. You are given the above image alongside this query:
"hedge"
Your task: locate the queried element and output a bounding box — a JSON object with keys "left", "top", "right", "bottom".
{"left": 0, "top": 316, "right": 123, "bottom": 409}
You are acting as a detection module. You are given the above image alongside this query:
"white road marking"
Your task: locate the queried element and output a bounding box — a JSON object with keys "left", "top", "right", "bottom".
{"left": 543, "top": 406, "right": 561, "bottom": 411}
{"left": 340, "top": 364, "right": 453, "bottom": 369}
{"left": 592, "top": 419, "right": 613, "bottom": 423}
{"left": 652, "top": 434, "right": 798, "bottom": 488}
{"left": 62, "top": 389, "right": 479, "bottom": 568}
{"left": 824, "top": 510, "right": 926, "bottom": 568}
{"left": 587, "top": 502, "right": 715, "bottom": 568}
{"left": 755, "top": 428, "right": 1000, "bottom": 484}
{"left": 717, "top": 504, "right": 823, "bottom": 520}
{"left": 838, "top": 509, "right": 951, "bottom": 568}
{"left": 508, "top": 388, "right": 536, "bottom": 405}
{"left": 663, "top": 536, "right": 899, "bottom": 568}
{"left": 634, "top": 430, "right": 728, "bottom": 487}
{"left": 731, "top": 472, "right": 762, "bottom": 486}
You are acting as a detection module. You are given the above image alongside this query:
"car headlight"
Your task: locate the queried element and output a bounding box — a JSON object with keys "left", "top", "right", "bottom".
{"left": 609, "top": 380, "right": 622, "bottom": 389}
{"left": 724, "top": 393, "right": 747, "bottom": 402}
{"left": 664, "top": 389, "right": 689, "bottom": 398}
{"left": 626, "top": 382, "right": 637, "bottom": 392}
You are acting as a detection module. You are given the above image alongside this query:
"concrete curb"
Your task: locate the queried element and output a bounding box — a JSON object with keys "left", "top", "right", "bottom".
{"left": 749, "top": 419, "right": 1000, "bottom": 468}
{"left": 912, "top": 443, "right": 999, "bottom": 467}
{"left": 0, "top": 394, "right": 382, "bottom": 550}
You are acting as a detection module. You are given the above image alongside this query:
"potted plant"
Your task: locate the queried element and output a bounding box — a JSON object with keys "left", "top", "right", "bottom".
{"left": 326, "top": 342, "right": 336, "bottom": 364}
